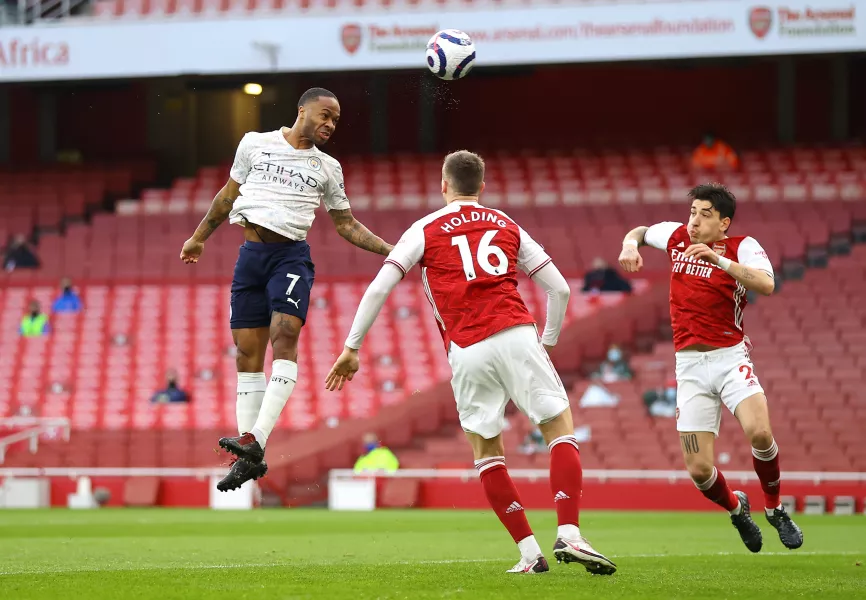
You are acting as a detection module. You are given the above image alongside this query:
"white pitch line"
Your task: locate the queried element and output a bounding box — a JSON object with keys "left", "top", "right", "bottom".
{"left": 0, "top": 551, "right": 860, "bottom": 577}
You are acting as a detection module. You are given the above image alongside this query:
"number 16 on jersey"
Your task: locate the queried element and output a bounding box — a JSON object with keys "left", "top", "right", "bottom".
{"left": 452, "top": 231, "right": 508, "bottom": 281}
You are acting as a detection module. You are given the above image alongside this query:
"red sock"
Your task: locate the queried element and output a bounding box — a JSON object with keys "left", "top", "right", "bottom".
{"left": 475, "top": 457, "right": 533, "bottom": 543}
{"left": 548, "top": 435, "right": 582, "bottom": 527}
{"left": 752, "top": 439, "right": 781, "bottom": 510}
{"left": 695, "top": 467, "right": 739, "bottom": 512}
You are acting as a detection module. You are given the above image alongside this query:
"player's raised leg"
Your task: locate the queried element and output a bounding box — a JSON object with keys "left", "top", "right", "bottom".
{"left": 735, "top": 393, "right": 803, "bottom": 549}
{"left": 679, "top": 428, "right": 762, "bottom": 552}
{"left": 467, "top": 433, "right": 548, "bottom": 574}
{"left": 217, "top": 251, "right": 272, "bottom": 491}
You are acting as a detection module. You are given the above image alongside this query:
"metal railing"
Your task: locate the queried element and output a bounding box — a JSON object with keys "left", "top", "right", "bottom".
{"left": 0, "top": 417, "right": 70, "bottom": 464}
{"left": 6, "top": 0, "right": 91, "bottom": 25}
{"left": 329, "top": 468, "right": 866, "bottom": 484}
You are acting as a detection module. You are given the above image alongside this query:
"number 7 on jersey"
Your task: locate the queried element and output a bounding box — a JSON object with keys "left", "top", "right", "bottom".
{"left": 452, "top": 230, "right": 508, "bottom": 281}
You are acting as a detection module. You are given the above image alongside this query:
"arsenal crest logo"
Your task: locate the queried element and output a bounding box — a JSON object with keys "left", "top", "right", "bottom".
{"left": 712, "top": 242, "right": 727, "bottom": 257}
{"left": 341, "top": 24, "right": 362, "bottom": 55}
{"left": 749, "top": 7, "right": 772, "bottom": 39}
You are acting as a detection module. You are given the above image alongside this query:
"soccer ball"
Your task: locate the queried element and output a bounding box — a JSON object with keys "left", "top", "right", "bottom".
{"left": 426, "top": 29, "right": 476, "bottom": 81}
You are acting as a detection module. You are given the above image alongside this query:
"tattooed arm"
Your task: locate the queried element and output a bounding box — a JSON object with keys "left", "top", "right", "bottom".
{"left": 723, "top": 261, "right": 775, "bottom": 296}
{"left": 180, "top": 179, "right": 242, "bottom": 263}
{"left": 328, "top": 208, "right": 394, "bottom": 256}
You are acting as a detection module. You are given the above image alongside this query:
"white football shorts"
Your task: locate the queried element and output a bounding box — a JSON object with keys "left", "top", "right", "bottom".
{"left": 447, "top": 325, "right": 570, "bottom": 439}
{"left": 674, "top": 340, "right": 765, "bottom": 436}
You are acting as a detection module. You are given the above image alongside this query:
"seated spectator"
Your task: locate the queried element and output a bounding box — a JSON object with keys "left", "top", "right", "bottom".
{"left": 52, "top": 277, "right": 83, "bottom": 314}
{"left": 592, "top": 344, "right": 633, "bottom": 383}
{"left": 583, "top": 257, "right": 632, "bottom": 293}
{"left": 353, "top": 432, "right": 399, "bottom": 473}
{"left": 3, "top": 235, "right": 40, "bottom": 271}
{"left": 518, "top": 427, "right": 547, "bottom": 455}
{"left": 691, "top": 132, "right": 740, "bottom": 171}
{"left": 643, "top": 378, "right": 677, "bottom": 418}
{"left": 20, "top": 300, "right": 50, "bottom": 337}
{"left": 150, "top": 369, "right": 189, "bottom": 404}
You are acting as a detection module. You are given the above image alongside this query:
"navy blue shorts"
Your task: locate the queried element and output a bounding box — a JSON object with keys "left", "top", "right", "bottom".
{"left": 230, "top": 240, "right": 315, "bottom": 329}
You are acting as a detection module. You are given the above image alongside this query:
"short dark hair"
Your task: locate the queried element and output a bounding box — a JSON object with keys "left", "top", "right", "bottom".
{"left": 298, "top": 87, "right": 337, "bottom": 109}
{"left": 443, "top": 150, "right": 485, "bottom": 195}
{"left": 688, "top": 182, "right": 736, "bottom": 224}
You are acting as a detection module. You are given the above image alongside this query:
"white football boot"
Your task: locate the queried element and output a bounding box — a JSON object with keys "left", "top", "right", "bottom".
{"left": 506, "top": 554, "right": 550, "bottom": 574}
{"left": 553, "top": 536, "right": 617, "bottom": 575}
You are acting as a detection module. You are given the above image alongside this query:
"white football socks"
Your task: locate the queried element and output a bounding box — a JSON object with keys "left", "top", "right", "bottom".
{"left": 517, "top": 535, "right": 543, "bottom": 561}
{"left": 557, "top": 524, "right": 581, "bottom": 541}
{"left": 249, "top": 359, "right": 297, "bottom": 448}
{"left": 236, "top": 372, "right": 266, "bottom": 435}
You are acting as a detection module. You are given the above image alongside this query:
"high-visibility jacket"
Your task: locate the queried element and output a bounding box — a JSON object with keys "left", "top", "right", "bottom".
{"left": 353, "top": 446, "right": 400, "bottom": 473}
{"left": 20, "top": 314, "right": 49, "bottom": 337}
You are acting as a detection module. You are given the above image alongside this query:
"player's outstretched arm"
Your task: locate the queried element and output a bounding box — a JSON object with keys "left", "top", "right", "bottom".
{"left": 530, "top": 262, "right": 571, "bottom": 353}
{"left": 619, "top": 226, "right": 649, "bottom": 273}
{"left": 682, "top": 244, "right": 775, "bottom": 296}
{"left": 328, "top": 208, "right": 394, "bottom": 256}
{"left": 180, "top": 179, "right": 241, "bottom": 264}
{"left": 325, "top": 263, "right": 404, "bottom": 391}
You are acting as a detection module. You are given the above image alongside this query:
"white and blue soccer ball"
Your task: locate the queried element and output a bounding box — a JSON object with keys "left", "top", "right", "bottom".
{"left": 426, "top": 29, "right": 476, "bottom": 81}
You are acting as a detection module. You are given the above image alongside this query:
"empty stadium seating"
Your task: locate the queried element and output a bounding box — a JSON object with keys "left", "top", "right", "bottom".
{"left": 0, "top": 161, "right": 155, "bottom": 244}
{"left": 8, "top": 146, "right": 859, "bottom": 284}
{"left": 129, "top": 147, "right": 866, "bottom": 215}
{"left": 0, "top": 271, "right": 648, "bottom": 466}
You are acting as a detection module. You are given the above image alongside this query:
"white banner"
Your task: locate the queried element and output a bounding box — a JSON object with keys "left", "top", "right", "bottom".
{"left": 0, "top": 1, "right": 862, "bottom": 81}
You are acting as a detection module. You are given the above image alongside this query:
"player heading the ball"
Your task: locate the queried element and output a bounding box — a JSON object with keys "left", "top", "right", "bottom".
{"left": 180, "top": 88, "right": 393, "bottom": 492}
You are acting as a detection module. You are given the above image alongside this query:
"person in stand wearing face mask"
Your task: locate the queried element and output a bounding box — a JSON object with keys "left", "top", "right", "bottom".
{"left": 20, "top": 300, "right": 50, "bottom": 337}
{"left": 52, "top": 277, "right": 83, "bottom": 314}
{"left": 593, "top": 344, "right": 633, "bottom": 383}
{"left": 643, "top": 378, "right": 678, "bottom": 418}
{"left": 353, "top": 432, "right": 399, "bottom": 474}
{"left": 150, "top": 369, "right": 189, "bottom": 404}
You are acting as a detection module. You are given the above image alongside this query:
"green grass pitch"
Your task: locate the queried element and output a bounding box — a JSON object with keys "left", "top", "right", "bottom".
{"left": 1, "top": 509, "right": 863, "bottom": 599}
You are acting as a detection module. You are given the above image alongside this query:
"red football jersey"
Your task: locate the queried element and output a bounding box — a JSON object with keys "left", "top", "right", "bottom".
{"left": 645, "top": 222, "right": 774, "bottom": 351}
{"left": 385, "top": 201, "right": 551, "bottom": 350}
